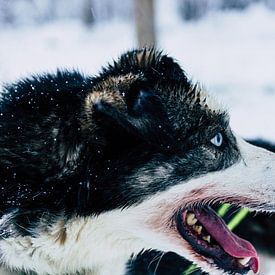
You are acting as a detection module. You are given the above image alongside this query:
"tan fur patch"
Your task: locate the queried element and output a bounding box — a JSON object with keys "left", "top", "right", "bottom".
{"left": 76, "top": 219, "right": 88, "bottom": 242}
{"left": 135, "top": 48, "right": 155, "bottom": 67}
{"left": 52, "top": 219, "right": 67, "bottom": 245}
{"left": 82, "top": 72, "right": 140, "bottom": 134}
{"left": 84, "top": 72, "right": 140, "bottom": 114}
{"left": 189, "top": 83, "right": 225, "bottom": 113}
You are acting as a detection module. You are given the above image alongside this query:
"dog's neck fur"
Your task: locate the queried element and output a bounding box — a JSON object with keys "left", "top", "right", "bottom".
{"left": 0, "top": 211, "right": 150, "bottom": 275}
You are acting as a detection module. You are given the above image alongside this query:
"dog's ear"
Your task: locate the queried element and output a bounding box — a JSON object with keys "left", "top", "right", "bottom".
{"left": 92, "top": 83, "right": 173, "bottom": 147}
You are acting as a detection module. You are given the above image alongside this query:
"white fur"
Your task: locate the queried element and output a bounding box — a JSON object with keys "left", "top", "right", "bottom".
{"left": 193, "top": 83, "right": 226, "bottom": 113}
{"left": 0, "top": 138, "right": 275, "bottom": 275}
{"left": 0, "top": 212, "right": 150, "bottom": 275}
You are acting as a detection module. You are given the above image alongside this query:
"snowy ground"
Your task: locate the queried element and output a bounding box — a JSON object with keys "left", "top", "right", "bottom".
{"left": 0, "top": 0, "right": 275, "bottom": 274}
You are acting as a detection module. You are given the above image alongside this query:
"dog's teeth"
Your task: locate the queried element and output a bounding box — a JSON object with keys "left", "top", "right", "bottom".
{"left": 202, "top": 235, "right": 211, "bottom": 243}
{"left": 186, "top": 213, "right": 197, "bottom": 226}
{"left": 238, "top": 257, "right": 251, "bottom": 266}
{"left": 193, "top": 225, "right": 202, "bottom": 234}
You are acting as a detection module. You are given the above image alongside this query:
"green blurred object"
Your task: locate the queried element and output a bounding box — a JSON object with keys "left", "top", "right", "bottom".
{"left": 181, "top": 204, "right": 249, "bottom": 275}
{"left": 217, "top": 203, "right": 231, "bottom": 217}
{"left": 182, "top": 264, "right": 198, "bottom": 275}
{"left": 227, "top": 207, "right": 249, "bottom": 231}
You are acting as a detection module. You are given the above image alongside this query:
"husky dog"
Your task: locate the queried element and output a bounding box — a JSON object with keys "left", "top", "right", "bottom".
{"left": 0, "top": 48, "right": 275, "bottom": 275}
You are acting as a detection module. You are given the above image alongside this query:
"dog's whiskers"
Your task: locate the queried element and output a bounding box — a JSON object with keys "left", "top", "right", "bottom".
{"left": 147, "top": 251, "right": 166, "bottom": 275}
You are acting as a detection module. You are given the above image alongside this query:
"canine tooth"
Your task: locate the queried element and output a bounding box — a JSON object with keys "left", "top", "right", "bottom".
{"left": 238, "top": 257, "right": 251, "bottom": 266}
{"left": 187, "top": 213, "right": 197, "bottom": 226}
{"left": 193, "top": 225, "right": 202, "bottom": 234}
{"left": 202, "top": 235, "right": 211, "bottom": 243}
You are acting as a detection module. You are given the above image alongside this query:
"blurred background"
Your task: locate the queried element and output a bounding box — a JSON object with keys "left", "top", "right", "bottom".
{"left": 0, "top": 1, "right": 275, "bottom": 274}
{"left": 0, "top": 0, "right": 275, "bottom": 142}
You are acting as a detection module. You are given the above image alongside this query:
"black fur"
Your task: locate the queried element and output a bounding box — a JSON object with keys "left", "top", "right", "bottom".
{"left": 0, "top": 49, "right": 241, "bottom": 239}
{"left": 126, "top": 250, "right": 203, "bottom": 275}
{"left": 0, "top": 49, "right": 257, "bottom": 275}
{"left": 0, "top": 49, "right": 274, "bottom": 275}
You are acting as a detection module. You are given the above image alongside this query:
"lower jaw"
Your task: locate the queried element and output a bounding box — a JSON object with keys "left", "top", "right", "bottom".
{"left": 176, "top": 208, "right": 254, "bottom": 274}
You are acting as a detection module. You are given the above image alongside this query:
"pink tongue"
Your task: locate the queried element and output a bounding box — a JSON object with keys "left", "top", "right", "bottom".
{"left": 194, "top": 207, "right": 259, "bottom": 274}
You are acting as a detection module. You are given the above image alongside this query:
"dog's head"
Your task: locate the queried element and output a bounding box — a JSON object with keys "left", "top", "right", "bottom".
{"left": 81, "top": 49, "right": 275, "bottom": 274}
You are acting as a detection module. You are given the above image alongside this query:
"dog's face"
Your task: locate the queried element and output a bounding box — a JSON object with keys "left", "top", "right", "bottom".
{"left": 81, "top": 49, "right": 275, "bottom": 274}
{"left": 87, "top": 49, "right": 239, "bottom": 211}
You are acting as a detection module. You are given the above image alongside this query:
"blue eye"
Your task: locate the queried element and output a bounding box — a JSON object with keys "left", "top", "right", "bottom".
{"left": 210, "top": 132, "right": 223, "bottom": 147}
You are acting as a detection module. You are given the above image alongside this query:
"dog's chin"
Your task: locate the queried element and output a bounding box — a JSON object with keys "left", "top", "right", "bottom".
{"left": 175, "top": 205, "right": 259, "bottom": 274}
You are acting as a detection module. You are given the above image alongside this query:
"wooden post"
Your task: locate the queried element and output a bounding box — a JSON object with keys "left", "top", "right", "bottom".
{"left": 134, "top": 0, "right": 156, "bottom": 48}
{"left": 83, "top": 0, "right": 95, "bottom": 26}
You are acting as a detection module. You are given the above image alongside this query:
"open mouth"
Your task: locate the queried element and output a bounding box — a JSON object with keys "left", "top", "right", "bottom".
{"left": 176, "top": 206, "right": 259, "bottom": 274}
